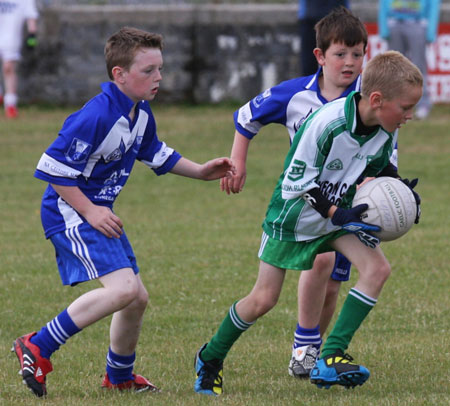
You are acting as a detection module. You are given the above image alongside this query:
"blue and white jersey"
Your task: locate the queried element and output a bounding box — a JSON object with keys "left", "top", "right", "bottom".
{"left": 35, "top": 82, "right": 182, "bottom": 238}
{"left": 234, "top": 68, "right": 361, "bottom": 143}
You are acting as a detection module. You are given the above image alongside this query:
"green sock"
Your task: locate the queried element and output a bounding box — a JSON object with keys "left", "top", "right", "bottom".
{"left": 321, "top": 288, "right": 377, "bottom": 358}
{"left": 201, "top": 302, "right": 254, "bottom": 362}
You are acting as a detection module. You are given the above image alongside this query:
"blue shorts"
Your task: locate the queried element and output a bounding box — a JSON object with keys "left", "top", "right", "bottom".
{"left": 50, "top": 222, "right": 139, "bottom": 286}
{"left": 330, "top": 252, "right": 351, "bottom": 282}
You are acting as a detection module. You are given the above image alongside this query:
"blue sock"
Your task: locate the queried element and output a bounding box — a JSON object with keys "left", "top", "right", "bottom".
{"left": 293, "top": 323, "right": 322, "bottom": 351}
{"left": 30, "top": 309, "right": 81, "bottom": 359}
{"left": 106, "top": 348, "right": 135, "bottom": 384}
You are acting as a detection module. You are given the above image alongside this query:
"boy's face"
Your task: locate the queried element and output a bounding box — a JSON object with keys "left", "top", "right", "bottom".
{"left": 316, "top": 42, "right": 365, "bottom": 89}
{"left": 117, "top": 47, "right": 163, "bottom": 103}
{"left": 375, "top": 85, "right": 422, "bottom": 132}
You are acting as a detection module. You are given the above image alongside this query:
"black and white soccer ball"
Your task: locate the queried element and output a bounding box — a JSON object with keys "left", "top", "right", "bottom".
{"left": 352, "top": 177, "right": 417, "bottom": 241}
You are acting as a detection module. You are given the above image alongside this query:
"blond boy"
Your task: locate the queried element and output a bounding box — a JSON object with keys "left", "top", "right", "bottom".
{"left": 195, "top": 51, "right": 422, "bottom": 394}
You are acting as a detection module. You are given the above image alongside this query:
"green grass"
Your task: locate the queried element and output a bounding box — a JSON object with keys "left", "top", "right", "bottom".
{"left": 0, "top": 103, "right": 449, "bottom": 406}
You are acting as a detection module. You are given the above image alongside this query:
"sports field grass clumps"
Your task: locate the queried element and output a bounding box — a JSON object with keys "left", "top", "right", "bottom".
{"left": 0, "top": 104, "right": 449, "bottom": 406}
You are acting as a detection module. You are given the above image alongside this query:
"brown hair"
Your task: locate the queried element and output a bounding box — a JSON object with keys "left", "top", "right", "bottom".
{"left": 104, "top": 27, "right": 163, "bottom": 80}
{"left": 315, "top": 6, "right": 368, "bottom": 54}
{"left": 361, "top": 50, "right": 423, "bottom": 100}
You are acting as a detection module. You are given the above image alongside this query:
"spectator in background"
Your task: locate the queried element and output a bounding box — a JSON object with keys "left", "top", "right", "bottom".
{"left": 298, "top": 0, "right": 349, "bottom": 76}
{"left": 0, "top": 0, "right": 38, "bottom": 119}
{"left": 378, "top": 0, "right": 441, "bottom": 120}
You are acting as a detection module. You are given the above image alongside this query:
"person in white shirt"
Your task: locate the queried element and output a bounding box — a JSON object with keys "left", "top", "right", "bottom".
{"left": 0, "top": 0, "right": 38, "bottom": 118}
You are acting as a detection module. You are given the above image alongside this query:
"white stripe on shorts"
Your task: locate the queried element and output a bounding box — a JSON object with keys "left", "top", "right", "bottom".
{"left": 258, "top": 232, "right": 270, "bottom": 258}
{"left": 65, "top": 226, "right": 98, "bottom": 280}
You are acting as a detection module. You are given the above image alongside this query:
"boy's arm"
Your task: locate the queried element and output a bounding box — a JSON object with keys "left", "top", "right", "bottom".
{"left": 169, "top": 156, "right": 235, "bottom": 181}
{"left": 51, "top": 184, "right": 123, "bottom": 239}
{"left": 426, "top": 0, "right": 441, "bottom": 43}
{"left": 378, "top": 0, "right": 389, "bottom": 40}
{"left": 220, "top": 130, "right": 251, "bottom": 194}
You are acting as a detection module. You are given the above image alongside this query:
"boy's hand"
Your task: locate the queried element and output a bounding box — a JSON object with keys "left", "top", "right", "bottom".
{"left": 354, "top": 230, "right": 380, "bottom": 249}
{"left": 200, "top": 158, "right": 235, "bottom": 181}
{"left": 84, "top": 205, "right": 123, "bottom": 238}
{"left": 331, "top": 204, "right": 381, "bottom": 248}
{"left": 220, "top": 159, "right": 246, "bottom": 194}
{"left": 401, "top": 178, "right": 421, "bottom": 224}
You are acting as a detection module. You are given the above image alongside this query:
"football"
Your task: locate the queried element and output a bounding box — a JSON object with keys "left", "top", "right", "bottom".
{"left": 352, "top": 177, "right": 417, "bottom": 241}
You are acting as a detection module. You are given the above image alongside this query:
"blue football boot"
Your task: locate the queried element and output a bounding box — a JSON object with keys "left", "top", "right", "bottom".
{"left": 310, "top": 350, "right": 370, "bottom": 389}
{"left": 194, "top": 343, "right": 223, "bottom": 396}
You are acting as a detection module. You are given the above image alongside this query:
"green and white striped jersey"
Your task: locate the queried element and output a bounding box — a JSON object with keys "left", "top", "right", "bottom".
{"left": 263, "top": 91, "right": 397, "bottom": 242}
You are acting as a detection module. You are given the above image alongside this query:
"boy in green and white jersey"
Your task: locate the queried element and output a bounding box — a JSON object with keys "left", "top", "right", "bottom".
{"left": 263, "top": 92, "right": 395, "bottom": 244}
{"left": 194, "top": 50, "right": 422, "bottom": 395}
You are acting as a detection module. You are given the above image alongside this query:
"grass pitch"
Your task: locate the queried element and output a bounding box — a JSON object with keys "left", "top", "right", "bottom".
{"left": 0, "top": 103, "right": 449, "bottom": 406}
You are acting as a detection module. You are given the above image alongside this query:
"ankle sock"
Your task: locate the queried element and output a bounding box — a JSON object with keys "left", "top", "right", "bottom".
{"left": 106, "top": 348, "right": 135, "bottom": 384}
{"left": 293, "top": 323, "right": 322, "bottom": 350}
{"left": 30, "top": 308, "right": 81, "bottom": 359}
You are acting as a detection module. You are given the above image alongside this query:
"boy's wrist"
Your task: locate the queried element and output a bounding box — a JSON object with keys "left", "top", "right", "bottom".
{"left": 327, "top": 205, "right": 338, "bottom": 218}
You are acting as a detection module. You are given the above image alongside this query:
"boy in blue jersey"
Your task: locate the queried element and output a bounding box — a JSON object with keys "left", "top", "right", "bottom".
{"left": 194, "top": 50, "right": 422, "bottom": 395}
{"left": 221, "top": 7, "right": 376, "bottom": 379}
{"left": 297, "top": 0, "right": 349, "bottom": 75}
{"left": 12, "top": 27, "right": 234, "bottom": 398}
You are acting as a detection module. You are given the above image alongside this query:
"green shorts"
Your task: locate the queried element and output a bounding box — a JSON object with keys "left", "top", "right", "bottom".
{"left": 258, "top": 230, "right": 348, "bottom": 270}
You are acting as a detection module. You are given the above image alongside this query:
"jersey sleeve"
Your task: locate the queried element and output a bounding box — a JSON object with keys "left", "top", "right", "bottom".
{"left": 426, "top": 0, "right": 441, "bottom": 43}
{"left": 377, "top": 0, "right": 390, "bottom": 39}
{"left": 34, "top": 109, "right": 105, "bottom": 186}
{"left": 234, "top": 79, "right": 301, "bottom": 139}
{"left": 280, "top": 111, "right": 329, "bottom": 200}
{"left": 137, "top": 109, "right": 181, "bottom": 175}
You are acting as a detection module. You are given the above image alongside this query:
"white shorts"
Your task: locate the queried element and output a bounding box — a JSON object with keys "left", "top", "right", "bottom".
{"left": 0, "top": 48, "right": 21, "bottom": 62}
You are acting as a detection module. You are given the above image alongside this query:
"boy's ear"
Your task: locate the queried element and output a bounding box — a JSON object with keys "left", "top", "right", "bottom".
{"left": 369, "top": 91, "right": 384, "bottom": 109}
{"left": 111, "top": 66, "right": 126, "bottom": 83}
{"left": 313, "top": 48, "right": 325, "bottom": 66}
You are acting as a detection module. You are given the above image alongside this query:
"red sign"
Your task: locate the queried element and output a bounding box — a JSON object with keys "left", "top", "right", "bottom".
{"left": 365, "top": 22, "right": 450, "bottom": 103}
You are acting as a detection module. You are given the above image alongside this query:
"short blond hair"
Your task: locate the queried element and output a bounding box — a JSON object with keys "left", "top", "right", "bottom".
{"left": 361, "top": 51, "right": 423, "bottom": 100}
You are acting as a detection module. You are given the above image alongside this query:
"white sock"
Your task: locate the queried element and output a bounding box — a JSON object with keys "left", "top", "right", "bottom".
{"left": 4, "top": 93, "right": 18, "bottom": 107}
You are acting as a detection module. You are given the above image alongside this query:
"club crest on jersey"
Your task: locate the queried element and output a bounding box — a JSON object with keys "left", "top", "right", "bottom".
{"left": 252, "top": 89, "right": 271, "bottom": 108}
{"left": 326, "top": 159, "right": 343, "bottom": 170}
{"left": 287, "top": 159, "right": 306, "bottom": 181}
{"left": 105, "top": 148, "right": 123, "bottom": 162}
{"left": 65, "top": 138, "right": 92, "bottom": 164}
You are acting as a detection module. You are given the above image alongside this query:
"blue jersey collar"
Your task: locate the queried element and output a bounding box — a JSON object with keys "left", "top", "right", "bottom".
{"left": 101, "top": 82, "right": 136, "bottom": 117}
{"left": 307, "top": 67, "right": 361, "bottom": 104}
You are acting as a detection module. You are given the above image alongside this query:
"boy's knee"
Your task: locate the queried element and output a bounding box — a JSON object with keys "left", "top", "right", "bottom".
{"left": 312, "top": 252, "right": 335, "bottom": 274}
{"left": 3, "top": 61, "right": 15, "bottom": 75}
{"left": 378, "top": 262, "right": 392, "bottom": 282}
{"left": 366, "top": 260, "right": 391, "bottom": 287}
{"left": 115, "top": 278, "right": 140, "bottom": 307}
{"left": 135, "top": 287, "right": 149, "bottom": 310}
